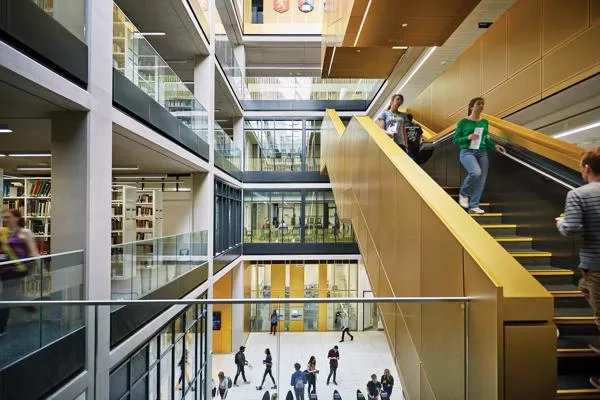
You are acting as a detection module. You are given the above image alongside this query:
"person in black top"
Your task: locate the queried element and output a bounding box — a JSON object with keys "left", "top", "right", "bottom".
{"left": 326, "top": 345, "right": 339, "bottom": 385}
{"left": 367, "top": 374, "right": 382, "bottom": 399}
{"left": 234, "top": 346, "right": 249, "bottom": 385}
{"left": 257, "top": 348, "right": 277, "bottom": 390}
{"left": 403, "top": 113, "right": 423, "bottom": 161}
{"left": 380, "top": 369, "right": 394, "bottom": 397}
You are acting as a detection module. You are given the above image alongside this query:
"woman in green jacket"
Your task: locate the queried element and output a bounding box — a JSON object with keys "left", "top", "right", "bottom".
{"left": 453, "top": 97, "right": 505, "bottom": 213}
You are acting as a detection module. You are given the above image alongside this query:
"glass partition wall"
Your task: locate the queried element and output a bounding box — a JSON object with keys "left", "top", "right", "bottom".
{"left": 244, "top": 190, "right": 353, "bottom": 243}
{"left": 244, "top": 119, "right": 322, "bottom": 172}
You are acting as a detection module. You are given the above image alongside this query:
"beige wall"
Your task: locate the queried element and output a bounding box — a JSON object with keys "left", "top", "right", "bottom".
{"left": 243, "top": 0, "right": 323, "bottom": 35}
{"left": 409, "top": 0, "right": 600, "bottom": 131}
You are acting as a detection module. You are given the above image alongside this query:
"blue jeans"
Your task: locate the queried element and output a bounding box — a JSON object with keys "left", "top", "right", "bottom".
{"left": 459, "top": 149, "right": 489, "bottom": 209}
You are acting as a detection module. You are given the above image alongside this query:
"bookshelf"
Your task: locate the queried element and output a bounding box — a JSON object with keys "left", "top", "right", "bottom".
{"left": 111, "top": 185, "right": 137, "bottom": 245}
{"left": 1, "top": 177, "right": 52, "bottom": 254}
{"left": 136, "top": 190, "right": 163, "bottom": 241}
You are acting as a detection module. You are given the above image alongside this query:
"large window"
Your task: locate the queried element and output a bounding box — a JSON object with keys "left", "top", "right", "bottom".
{"left": 110, "top": 295, "right": 209, "bottom": 400}
{"left": 244, "top": 119, "right": 321, "bottom": 172}
{"left": 244, "top": 190, "right": 353, "bottom": 243}
{"left": 214, "top": 180, "right": 242, "bottom": 255}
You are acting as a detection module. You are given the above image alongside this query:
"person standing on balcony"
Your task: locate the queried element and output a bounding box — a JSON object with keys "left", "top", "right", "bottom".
{"left": 376, "top": 94, "right": 408, "bottom": 150}
{"left": 270, "top": 309, "right": 279, "bottom": 335}
{"left": 453, "top": 97, "right": 506, "bottom": 214}
{"left": 0, "top": 209, "right": 39, "bottom": 337}
{"left": 556, "top": 148, "right": 600, "bottom": 389}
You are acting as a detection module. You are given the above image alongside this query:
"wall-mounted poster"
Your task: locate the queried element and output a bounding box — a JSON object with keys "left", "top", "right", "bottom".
{"left": 213, "top": 311, "right": 222, "bottom": 330}
{"left": 290, "top": 308, "right": 303, "bottom": 320}
{"left": 273, "top": 0, "right": 290, "bottom": 13}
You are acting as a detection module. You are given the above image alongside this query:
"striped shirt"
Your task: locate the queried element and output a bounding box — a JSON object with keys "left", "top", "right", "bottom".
{"left": 559, "top": 182, "right": 600, "bottom": 271}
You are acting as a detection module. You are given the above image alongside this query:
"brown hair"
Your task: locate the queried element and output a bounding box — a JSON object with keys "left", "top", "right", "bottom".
{"left": 467, "top": 97, "right": 484, "bottom": 115}
{"left": 582, "top": 148, "right": 600, "bottom": 175}
{"left": 387, "top": 94, "right": 404, "bottom": 111}
{"left": 5, "top": 209, "right": 25, "bottom": 228}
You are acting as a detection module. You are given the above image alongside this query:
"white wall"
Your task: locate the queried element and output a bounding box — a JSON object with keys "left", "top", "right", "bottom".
{"left": 162, "top": 191, "right": 193, "bottom": 236}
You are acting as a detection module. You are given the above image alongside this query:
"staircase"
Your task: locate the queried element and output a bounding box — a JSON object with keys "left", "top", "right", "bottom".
{"left": 444, "top": 187, "right": 600, "bottom": 399}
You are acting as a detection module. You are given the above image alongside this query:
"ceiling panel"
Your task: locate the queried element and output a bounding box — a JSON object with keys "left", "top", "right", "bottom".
{"left": 324, "top": 47, "right": 406, "bottom": 78}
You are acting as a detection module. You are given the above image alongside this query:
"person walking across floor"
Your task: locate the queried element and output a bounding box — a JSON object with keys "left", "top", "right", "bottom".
{"left": 0, "top": 209, "right": 39, "bottom": 337}
{"left": 270, "top": 309, "right": 278, "bottom": 335}
{"left": 376, "top": 94, "right": 408, "bottom": 150}
{"left": 291, "top": 362, "right": 307, "bottom": 400}
{"left": 306, "top": 355, "right": 319, "bottom": 395}
{"left": 257, "top": 348, "right": 277, "bottom": 391}
{"left": 556, "top": 147, "right": 600, "bottom": 389}
{"left": 233, "top": 346, "right": 249, "bottom": 385}
{"left": 216, "top": 371, "right": 232, "bottom": 399}
{"left": 453, "top": 97, "right": 506, "bottom": 214}
{"left": 380, "top": 369, "right": 394, "bottom": 398}
{"left": 326, "top": 345, "right": 339, "bottom": 385}
{"left": 339, "top": 312, "right": 353, "bottom": 342}
{"left": 366, "top": 374, "right": 382, "bottom": 400}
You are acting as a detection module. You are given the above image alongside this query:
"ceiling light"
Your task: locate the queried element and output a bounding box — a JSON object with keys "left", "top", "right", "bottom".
{"left": 392, "top": 46, "right": 408, "bottom": 50}
{"left": 327, "top": 46, "right": 337, "bottom": 77}
{"left": 216, "top": 119, "right": 229, "bottom": 122}
{"left": 245, "top": 66, "right": 322, "bottom": 70}
{"left": 16, "top": 166, "right": 51, "bottom": 171}
{"left": 396, "top": 46, "right": 437, "bottom": 93}
{"left": 133, "top": 32, "right": 166, "bottom": 37}
{"left": 402, "top": 23, "right": 408, "bottom": 27}
{"left": 8, "top": 153, "right": 52, "bottom": 157}
{"left": 0, "top": 154, "right": 5, "bottom": 157}
{"left": 0, "top": 124, "right": 12, "bottom": 133}
{"left": 553, "top": 121, "right": 600, "bottom": 139}
{"left": 112, "top": 166, "right": 139, "bottom": 171}
{"left": 114, "top": 175, "right": 167, "bottom": 179}
{"left": 353, "top": 0, "right": 373, "bottom": 47}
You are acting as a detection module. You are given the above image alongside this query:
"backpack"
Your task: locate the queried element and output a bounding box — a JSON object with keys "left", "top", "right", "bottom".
{"left": 227, "top": 377, "right": 233, "bottom": 389}
{"left": 294, "top": 374, "right": 305, "bottom": 391}
{"left": 234, "top": 352, "right": 243, "bottom": 365}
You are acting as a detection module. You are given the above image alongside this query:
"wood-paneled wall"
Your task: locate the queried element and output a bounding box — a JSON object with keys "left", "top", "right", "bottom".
{"left": 409, "top": 0, "right": 600, "bottom": 131}
{"left": 213, "top": 271, "right": 233, "bottom": 354}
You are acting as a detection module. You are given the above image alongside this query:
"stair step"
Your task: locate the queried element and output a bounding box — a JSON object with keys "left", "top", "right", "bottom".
{"left": 555, "top": 306, "right": 595, "bottom": 325}
{"left": 558, "top": 335, "right": 599, "bottom": 353}
{"left": 471, "top": 213, "right": 503, "bottom": 224}
{"left": 557, "top": 374, "right": 600, "bottom": 399}
{"left": 495, "top": 236, "right": 533, "bottom": 251}
{"left": 482, "top": 224, "right": 517, "bottom": 236}
{"left": 511, "top": 251, "right": 553, "bottom": 266}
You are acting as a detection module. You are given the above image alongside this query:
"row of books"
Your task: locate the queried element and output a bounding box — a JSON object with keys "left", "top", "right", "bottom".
{"left": 136, "top": 220, "right": 153, "bottom": 229}
{"left": 27, "top": 201, "right": 51, "bottom": 217}
{"left": 27, "top": 180, "right": 51, "bottom": 197}
{"left": 112, "top": 218, "right": 123, "bottom": 231}
{"left": 137, "top": 194, "right": 153, "bottom": 203}
{"left": 27, "top": 219, "right": 50, "bottom": 236}
{"left": 112, "top": 191, "right": 123, "bottom": 201}
{"left": 136, "top": 206, "right": 154, "bottom": 216}
{"left": 112, "top": 205, "right": 124, "bottom": 215}
{"left": 3, "top": 199, "right": 24, "bottom": 212}
{"left": 136, "top": 232, "right": 154, "bottom": 241}
{"left": 3, "top": 182, "right": 24, "bottom": 197}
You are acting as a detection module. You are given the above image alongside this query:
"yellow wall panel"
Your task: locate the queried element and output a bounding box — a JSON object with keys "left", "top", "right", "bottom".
{"left": 484, "top": 61, "right": 541, "bottom": 116}
{"left": 378, "top": 157, "right": 396, "bottom": 276}
{"left": 213, "top": 271, "right": 232, "bottom": 353}
{"left": 508, "top": 0, "right": 541, "bottom": 76}
{"left": 542, "top": 21, "right": 600, "bottom": 95}
{"left": 443, "top": 61, "right": 463, "bottom": 117}
{"left": 289, "top": 264, "right": 304, "bottom": 332}
{"left": 318, "top": 264, "right": 328, "bottom": 331}
{"left": 542, "top": 0, "right": 589, "bottom": 53}
{"left": 460, "top": 40, "right": 482, "bottom": 108}
{"left": 482, "top": 14, "right": 508, "bottom": 93}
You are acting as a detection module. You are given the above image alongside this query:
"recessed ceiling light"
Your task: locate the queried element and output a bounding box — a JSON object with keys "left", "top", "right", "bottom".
{"left": 133, "top": 32, "right": 166, "bottom": 37}
{"left": 396, "top": 46, "right": 437, "bottom": 93}
{"left": 356, "top": 49, "right": 361, "bottom": 53}
{"left": 402, "top": 23, "right": 408, "bottom": 27}
{"left": 553, "top": 121, "right": 600, "bottom": 139}
{"left": 392, "top": 46, "right": 408, "bottom": 50}
{"left": 0, "top": 154, "right": 5, "bottom": 157}
{"left": 114, "top": 175, "right": 167, "bottom": 179}
{"left": 8, "top": 153, "right": 52, "bottom": 157}
{"left": 0, "top": 124, "right": 12, "bottom": 133}
{"left": 112, "top": 166, "right": 139, "bottom": 171}
{"left": 16, "top": 166, "right": 51, "bottom": 171}
{"left": 353, "top": 0, "right": 373, "bottom": 46}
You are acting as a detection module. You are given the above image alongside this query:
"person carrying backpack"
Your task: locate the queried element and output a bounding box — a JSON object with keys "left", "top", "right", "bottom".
{"left": 216, "top": 371, "right": 231, "bottom": 399}
{"left": 233, "top": 346, "right": 249, "bottom": 385}
{"left": 290, "top": 362, "right": 308, "bottom": 400}
{"left": 403, "top": 113, "right": 423, "bottom": 161}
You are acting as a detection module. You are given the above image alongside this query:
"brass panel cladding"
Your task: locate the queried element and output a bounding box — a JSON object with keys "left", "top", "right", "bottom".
{"left": 326, "top": 47, "right": 405, "bottom": 78}
{"left": 484, "top": 61, "right": 542, "bottom": 117}
{"left": 395, "top": 304, "right": 421, "bottom": 400}
{"left": 482, "top": 14, "right": 508, "bottom": 94}
{"left": 463, "top": 253, "right": 502, "bottom": 400}
{"left": 504, "top": 324, "right": 557, "bottom": 400}
{"left": 442, "top": 61, "right": 463, "bottom": 118}
{"left": 593, "top": 0, "right": 600, "bottom": 23}
{"left": 379, "top": 157, "right": 397, "bottom": 278}
{"left": 367, "top": 139, "right": 382, "bottom": 247}
{"left": 508, "top": 0, "right": 542, "bottom": 76}
{"left": 542, "top": 0, "right": 589, "bottom": 54}
{"left": 542, "top": 22, "right": 600, "bottom": 95}
{"left": 420, "top": 366, "right": 437, "bottom": 400}
{"left": 460, "top": 40, "right": 482, "bottom": 108}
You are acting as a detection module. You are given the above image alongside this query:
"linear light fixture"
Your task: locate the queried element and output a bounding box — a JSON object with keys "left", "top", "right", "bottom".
{"left": 392, "top": 46, "right": 408, "bottom": 50}
{"left": 552, "top": 121, "right": 600, "bottom": 139}
{"left": 114, "top": 175, "right": 167, "bottom": 179}
{"left": 16, "top": 166, "right": 51, "bottom": 171}
{"left": 353, "top": 0, "right": 373, "bottom": 47}
{"left": 0, "top": 124, "right": 12, "bottom": 133}
{"left": 396, "top": 46, "right": 437, "bottom": 93}
{"left": 246, "top": 66, "right": 322, "bottom": 70}
{"left": 327, "top": 46, "right": 337, "bottom": 77}
{"left": 112, "top": 166, "right": 139, "bottom": 171}
{"left": 8, "top": 153, "right": 52, "bottom": 157}
{"left": 133, "top": 32, "right": 166, "bottom": 37}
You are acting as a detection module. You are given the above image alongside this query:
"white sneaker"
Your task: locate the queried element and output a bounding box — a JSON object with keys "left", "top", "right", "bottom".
{"left": 468, "top": 207, "right": 485, "bottom": 214}
{"left": 458, "top": 195, "right": 469, "bottom": 208}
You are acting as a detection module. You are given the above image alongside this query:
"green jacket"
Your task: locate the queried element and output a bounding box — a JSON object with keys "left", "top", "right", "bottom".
{"left": 453, "top": 118, "right": 495, "bottom": 150}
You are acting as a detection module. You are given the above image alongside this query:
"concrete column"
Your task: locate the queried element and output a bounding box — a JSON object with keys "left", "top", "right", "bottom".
{"left": 233, "top": 44, "right": 246, "bottom": 78}
{"left": 232, "top": 116, "right": 244, "bottom": 157}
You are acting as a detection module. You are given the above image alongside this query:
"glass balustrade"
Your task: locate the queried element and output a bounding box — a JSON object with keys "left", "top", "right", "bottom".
{"left": 31, "top": 0, "right": 86, "bottom": 42}
{"left": 214, "top": 125, "right": 242, "bottom": 171}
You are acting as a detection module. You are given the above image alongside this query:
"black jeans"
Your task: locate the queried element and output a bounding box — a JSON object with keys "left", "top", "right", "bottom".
{"left": 0, "top": 270, "right": 27, "bottom": 333}
{"left": 260, "top": 367, "right": 275, "bottom": 386}
{"left": 270, "top": 323, "right": 277, "bottom": 334}
{"left": 327, "top": 366, "right": 337, "bottom": 384}
{"left": 341, "top": 327, "right": 353, "bottom": 341}
{"left": 307, "top": 374, "right": 316, "bottom": 394}
{"left": 234, "top": 365, "right": 246, "bottom": 384}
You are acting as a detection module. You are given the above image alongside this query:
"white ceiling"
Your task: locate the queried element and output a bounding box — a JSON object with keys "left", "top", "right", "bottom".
{"left": 244, "top": 36, "right": 322, "bottom": 77}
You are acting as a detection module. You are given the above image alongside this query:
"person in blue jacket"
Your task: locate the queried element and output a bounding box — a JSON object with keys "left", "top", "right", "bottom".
{"left": 291, "top": 362, "right": 308, "bottom": 400}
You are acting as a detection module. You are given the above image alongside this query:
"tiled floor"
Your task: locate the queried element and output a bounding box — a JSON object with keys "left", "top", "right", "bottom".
{"left": 211, "top": 331, "right": 403, "bottom": 400}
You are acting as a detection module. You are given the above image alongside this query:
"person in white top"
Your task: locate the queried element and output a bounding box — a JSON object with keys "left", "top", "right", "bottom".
{"left": 339, "top": 312, "right": 354, "bottom": 342}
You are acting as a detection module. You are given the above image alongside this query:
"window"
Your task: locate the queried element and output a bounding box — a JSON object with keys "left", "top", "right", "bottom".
{"left": 214, "top": 180, "right": 242, "bottom": 255}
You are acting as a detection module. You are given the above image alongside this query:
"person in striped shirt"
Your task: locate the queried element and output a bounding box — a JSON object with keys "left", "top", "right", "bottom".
{"left": 556, "top": 147, "right": 600, "bottom": 389}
